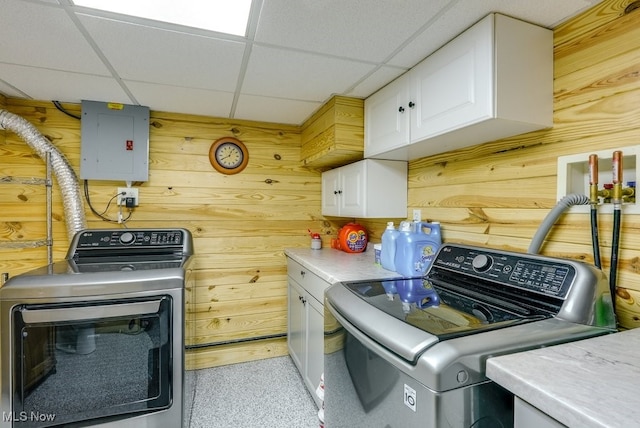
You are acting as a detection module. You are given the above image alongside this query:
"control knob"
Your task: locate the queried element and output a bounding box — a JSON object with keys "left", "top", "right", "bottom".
{"left": 472, "top": 254, "right": 493, "bottom": 272}
{"left": 119, "top": 232, "right": 136, "bottom": 245}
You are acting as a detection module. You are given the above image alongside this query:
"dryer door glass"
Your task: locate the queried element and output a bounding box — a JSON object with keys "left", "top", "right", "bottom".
{"left": 11, "top": 296, "right": 172, "bottom": 427}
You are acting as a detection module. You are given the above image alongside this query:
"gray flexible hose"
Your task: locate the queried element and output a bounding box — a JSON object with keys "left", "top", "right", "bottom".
{"left": 0, "top": 109, "right": 87, "bottom": 240}
{"left": 528, "top": 194, "right": 590, "bottom": 254}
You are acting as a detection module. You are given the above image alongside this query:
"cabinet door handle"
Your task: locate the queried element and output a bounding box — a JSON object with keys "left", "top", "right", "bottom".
{"left": 398, "top": 106, "right": 405, "bottom": 113}
{"left": 334, "top": 190, "right": 338, "bottom": 195}
{"left": 408, "top": 101, "right": 415, "bottom": 108}
{"left": 337, "top": 190, "right": 342, "bottom": 195}
{"left": 300, "top": 270, "right": 306, "bottom": 277}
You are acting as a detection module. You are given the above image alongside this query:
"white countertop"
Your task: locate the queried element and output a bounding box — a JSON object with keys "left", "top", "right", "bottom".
{"left": 486, "top": 328, "right": 640, "bottom": 428}
{"left": 284, "top": 247, "right": 402, "bottom": 284}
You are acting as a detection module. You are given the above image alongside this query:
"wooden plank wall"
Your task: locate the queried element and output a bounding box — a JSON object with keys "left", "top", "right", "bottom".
{"left": 2, "top": 0, "right": 638, "bottom": 371}
{"left": 0, "top": 99, "right": 342, "bottom": 369}
{"left": 359, "top": 0, "right": 640, "bottom": 330}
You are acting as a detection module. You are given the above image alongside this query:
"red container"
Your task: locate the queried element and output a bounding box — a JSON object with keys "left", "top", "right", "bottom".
{"left": 334, "top": 223, "right": 368, "bottom": 253}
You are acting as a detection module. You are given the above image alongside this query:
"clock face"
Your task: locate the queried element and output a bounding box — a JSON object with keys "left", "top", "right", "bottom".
{"left": 215, "top": 142, "right": 244, "bottom": 169}
{"left": 209, "top": 137, "right": 249, "bottom": 175}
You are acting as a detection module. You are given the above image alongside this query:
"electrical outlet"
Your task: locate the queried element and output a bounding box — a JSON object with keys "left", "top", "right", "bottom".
{"left": 412, "top": 209, "right": 422, "bottom": 221}
{"left": 117, "top": 187, "right": 139, "bottom": 207}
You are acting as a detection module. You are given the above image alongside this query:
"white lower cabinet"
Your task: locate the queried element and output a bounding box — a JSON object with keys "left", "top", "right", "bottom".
{"left": 321, "top": 159, "right": 407, "bottom": 218}
{"left": 287, "top": 258, "right": 328, "bottom": 408}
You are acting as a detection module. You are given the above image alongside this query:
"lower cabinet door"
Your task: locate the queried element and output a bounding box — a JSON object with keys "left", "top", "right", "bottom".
{"left": 305, "top": 296, "right": 324, "bottom": 408}
{"left": 287, "top": 279, "right": 305, "bottom": 374}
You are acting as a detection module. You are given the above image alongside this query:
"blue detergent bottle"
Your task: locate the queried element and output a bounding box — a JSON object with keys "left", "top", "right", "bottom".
{"left": 394, "top": 221, "right": 416, "bottom": 277}
{"left": 394, "top": 221, "right": 442, "bottom": 277}
{"left": 414, "top": 221, "right": 441, "bottom": 275}
{"left": 381, "top": 222, "right": 399, "bottom": 272}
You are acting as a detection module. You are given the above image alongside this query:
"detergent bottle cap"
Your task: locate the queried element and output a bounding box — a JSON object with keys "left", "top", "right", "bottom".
{"left": 399, "top": 221, "right": 413, "bottom": 232}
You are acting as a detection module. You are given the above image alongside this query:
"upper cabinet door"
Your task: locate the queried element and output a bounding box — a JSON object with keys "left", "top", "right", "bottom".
{"left": 410, "top": 16, "right": 493, "bottom": 143}
{"left": 338, "top": 161, "right": 365, "bottom": 218}
{"left": 321, "top": 159, "right": 407, "bottom": 218}
{"left": 321, "top": 168, "right": 341, "bottom": 216}
{"left": 364, "top": 77, "right": 411, "bottom": 159}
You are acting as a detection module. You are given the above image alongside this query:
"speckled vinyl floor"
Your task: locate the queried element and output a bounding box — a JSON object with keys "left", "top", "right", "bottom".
{"left": 189, "top": 356, "right": 319, "bottom": 428}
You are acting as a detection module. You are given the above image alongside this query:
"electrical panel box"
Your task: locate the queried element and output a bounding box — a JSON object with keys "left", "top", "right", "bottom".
{"left": 80, "top": 100, "right": 150, "bottom": 182}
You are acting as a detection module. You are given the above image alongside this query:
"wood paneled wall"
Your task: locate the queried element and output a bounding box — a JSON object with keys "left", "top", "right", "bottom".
{"left": 0, "top": 99, "right": 342, "bottom": 368}
{"left": 2, "top": 0, "right": 639, "bottom": 372}
{"left": 359, "top": 0, "right": 640, "bottom": 330}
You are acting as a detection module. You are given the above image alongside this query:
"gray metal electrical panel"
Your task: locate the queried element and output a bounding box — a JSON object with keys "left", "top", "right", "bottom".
{"left": 80, "top": 100, "right": 150, "bottom": 182}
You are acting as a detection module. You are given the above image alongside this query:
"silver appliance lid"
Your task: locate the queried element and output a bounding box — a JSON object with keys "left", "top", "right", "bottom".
{"left": 326, "top": 243, "right": 616, "bottom": 364}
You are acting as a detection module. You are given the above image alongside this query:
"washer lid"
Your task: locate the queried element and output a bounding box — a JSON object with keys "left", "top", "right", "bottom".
{"left": 326, "top": 281, "right": 440, "bottom": 362}
{"left": 328, "top": 276, "right": 552, "bottom": 363}
{"left": 344, "top": 278, "right": 549, "bottom": 340}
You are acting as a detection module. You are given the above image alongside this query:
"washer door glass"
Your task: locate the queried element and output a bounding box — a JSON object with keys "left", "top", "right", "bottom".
{"left": 11, "top": 296, "right": 172, "bottom": 427}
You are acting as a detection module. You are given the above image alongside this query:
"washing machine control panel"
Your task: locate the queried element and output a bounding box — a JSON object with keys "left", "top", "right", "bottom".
{"left": 430, "top": 244, "right": 578, "bottom": 299}
{"left": 74, "top": 229, "right": 185, "bottom": 249}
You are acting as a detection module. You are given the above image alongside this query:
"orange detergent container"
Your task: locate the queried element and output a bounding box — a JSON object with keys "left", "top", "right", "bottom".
{"left": 333, "top": 223, "right": 368, "bottom": 253}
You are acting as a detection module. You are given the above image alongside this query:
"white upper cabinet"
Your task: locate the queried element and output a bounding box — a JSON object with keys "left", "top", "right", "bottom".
{"left": 321, "top": 159, "right": 407, "bottom": 218}
{"left": 364, "top": 77, "right": 411, "bottom": 158}
{"left": 365, "top": 13, "right": 553, "bottom": 161}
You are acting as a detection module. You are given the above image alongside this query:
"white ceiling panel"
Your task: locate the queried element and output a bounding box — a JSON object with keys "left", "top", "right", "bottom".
{"left": 0, "top": 64, "right": 130, "bottom": 104}
{"left": 78, "top": 15, "right": 247, "bottom": 91}
{"left": 243, "top": 45, "right": 375, "bottom": 101}
{"left": 0, "top": 0, "right": 604, "bottom": 125}
{"left": 345, "top": 66, "right": 409, "bottom": 99}
{"left": 0, "top": 80, "right": 24, "bottom": 98}
{"left": 235, "top": 94, "right": 321, "bottom": 125}
{"left": 0, "top": 0, "right": 108, "bottom": 75}
{"left": 254, "top": 0, "right": 452, "bottom": 63}
{"left": 125, "top": 81, "right": 235, "bottom": 118}
{"left": 388, "top": 0, "right": 604, "bottom": 68}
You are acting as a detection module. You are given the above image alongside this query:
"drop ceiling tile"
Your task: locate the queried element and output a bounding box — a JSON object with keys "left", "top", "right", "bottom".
{"left": 388, "top": 0, "right": 604, "bottom": 68}
{"left": 234, "top": 94, "right": 321, "bottom": 125}
{"left": 0, "top": 0, "right": 109, "bottom": 74}
{"left": 255, "top": 0, "right": 452, "bottom": 63}
{"left": 243, "top": 45, "right": 375, "bottom": 101}
{"left": 0, "top": 64, "right": 130, "bottom": 104}
{"left": 0, "top": 79, "right": 24, "bottom": 98}
{"left": 0, "top": 0, "right": 605, "bottom": 125}
{"left": 345, "top": 66, "right": 409, "bottom": 99}
{"left": 125, "top": 81, "right": 234, "bottom": 118}
{"left": 78, "top": 14, "right": 246, "bottom": 92}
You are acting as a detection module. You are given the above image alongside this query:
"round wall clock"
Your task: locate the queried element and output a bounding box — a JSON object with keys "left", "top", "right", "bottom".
{"left": 209, "top": 137, "right": 249, "bottom": 175}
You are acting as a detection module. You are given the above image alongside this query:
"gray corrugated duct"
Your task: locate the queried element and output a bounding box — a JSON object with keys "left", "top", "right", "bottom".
{"left": 0, "top": 109, "right": 86, "bottom": 240}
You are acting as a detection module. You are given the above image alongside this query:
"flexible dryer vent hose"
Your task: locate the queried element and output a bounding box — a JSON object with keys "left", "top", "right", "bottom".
{"left": 528, "top": 193, "right": 590, "bottom": 254}
{"left": 0, "top": 109, "right": 87, "bottom": 241}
